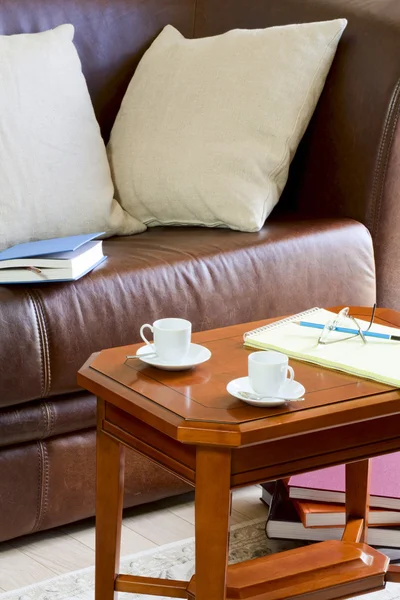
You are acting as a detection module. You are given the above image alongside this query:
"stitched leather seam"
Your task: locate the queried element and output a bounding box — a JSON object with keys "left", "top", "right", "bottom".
{"left": 39, "top": 402, "right": 49, "bottom": 439}
{"left": 40, "top": 442, "right": 50, "bottom": 530}
{"left": 25, "top": 290, "right": 45, "bottom": 398}
{"left": 47, "top": 401, "right": 55, "bottom": 437}
{"left": 32, "top": 441, "right": 49, "bottom": 532}
{"left": 33, "top": 441, "right": 44, "bottom": 532}
{"left": 369, "top": 78, "right": 400, "bottom": 238}
{"left": 33, "top": 291, "right": 52, "bottom": 396}
{"left": 29, "top": 290, "right": 52, "bottom": 397}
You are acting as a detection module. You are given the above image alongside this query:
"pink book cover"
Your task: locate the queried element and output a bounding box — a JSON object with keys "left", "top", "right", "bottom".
{"left": 289, "top": 452, "right": 400, "bottom": 500}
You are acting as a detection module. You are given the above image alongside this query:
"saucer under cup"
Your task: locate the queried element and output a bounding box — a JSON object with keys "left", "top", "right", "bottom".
{"left": 227, "top": 376, "right": 305, "bottom": 407}
{"left": 136, "top": 343, "right": 211, "bottom": 371}
{"left": 140, "top": 317, "right": 191, "bottom": 362}
{"left": 248, "top": 350, "right": 294, "bottom": 396}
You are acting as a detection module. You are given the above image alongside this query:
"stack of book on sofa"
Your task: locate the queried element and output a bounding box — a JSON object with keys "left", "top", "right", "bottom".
{"left": 262, "top": 452, "right": 400, "bottom": 555}
{"left": 0, "top": 233, "right": 106, "bottom": 283}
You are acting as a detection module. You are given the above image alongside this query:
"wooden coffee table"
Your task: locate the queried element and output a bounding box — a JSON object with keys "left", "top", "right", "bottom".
{"left": 77, "top": 307, "right": 400, "bottom": 600}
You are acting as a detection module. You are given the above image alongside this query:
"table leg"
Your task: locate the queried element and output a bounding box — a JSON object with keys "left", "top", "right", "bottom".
{"left": 345, "top": 459, "right": 370, "bottom": 542}
{"left": 195, "top": 446, "right": 231, "bottom": 600}
{"left": 95, "top": 399, "right": 126, "bottom": 600}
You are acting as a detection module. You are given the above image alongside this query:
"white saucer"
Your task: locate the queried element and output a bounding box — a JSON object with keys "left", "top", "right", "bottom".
{"left": 136, "top": 343, "right": 211, "bottom": 371}
{"left": 227, "top": 377, "right": 305, "bottom": 407}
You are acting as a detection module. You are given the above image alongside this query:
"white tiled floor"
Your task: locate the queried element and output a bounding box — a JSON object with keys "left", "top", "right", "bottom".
{"left": 0, "top": 485, "right": 267, "bottom": 592}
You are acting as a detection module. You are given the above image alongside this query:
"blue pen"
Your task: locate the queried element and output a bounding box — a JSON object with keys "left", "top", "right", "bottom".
{"left": 295, "top": 321, "right": 400, "bottom": 341}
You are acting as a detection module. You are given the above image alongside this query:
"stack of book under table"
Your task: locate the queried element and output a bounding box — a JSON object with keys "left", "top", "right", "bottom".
{"left": 262, "top": 452, "right": 400, "bottom": 558}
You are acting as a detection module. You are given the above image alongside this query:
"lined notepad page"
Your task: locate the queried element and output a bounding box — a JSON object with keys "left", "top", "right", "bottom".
{"left": 244, "top": 308, "right": 400, "bottom": 387}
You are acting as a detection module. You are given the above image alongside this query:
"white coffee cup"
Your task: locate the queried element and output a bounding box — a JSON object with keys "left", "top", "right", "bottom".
{"left": 248, "top": 351, "right": 294, "bottom": 396}
{"left": 140, "top": 318, "right": 192, "bottom": 361}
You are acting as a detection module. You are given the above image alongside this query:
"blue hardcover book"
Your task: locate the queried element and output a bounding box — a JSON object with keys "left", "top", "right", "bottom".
{"left": 0, "top": 232, "right": 104, "bottom": 261}
{"left": 0, "top": 233, "right": 106, "bottom": 284}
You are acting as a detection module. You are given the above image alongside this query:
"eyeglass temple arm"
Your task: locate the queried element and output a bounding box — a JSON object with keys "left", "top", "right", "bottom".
{"left": 365, "top": 303, "right": 377, "bottom": 331}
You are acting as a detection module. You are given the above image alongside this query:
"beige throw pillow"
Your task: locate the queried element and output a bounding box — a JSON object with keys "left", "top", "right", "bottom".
{"left": 108, "top": 20, "right": 347, "bottom": 232}
{"left": 0, "top": 24, "right": 144, "bottom": 251}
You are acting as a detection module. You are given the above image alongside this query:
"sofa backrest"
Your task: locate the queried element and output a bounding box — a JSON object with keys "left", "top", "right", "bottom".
{"left": 1, "top": 0, "right": 399, "bottom": 292}
{"left": 196, "top": 0, "right": 400, "bottom": 234}
{"left": 0, "top": 0, "right": 196, "bottom": 142}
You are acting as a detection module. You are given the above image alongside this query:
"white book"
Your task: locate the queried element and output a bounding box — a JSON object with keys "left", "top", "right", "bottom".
{"left": 0, "top": 240, "right": 105, "bottom": 283}
{"left": 268, "top": 482, "right": 400, "bottom": 549}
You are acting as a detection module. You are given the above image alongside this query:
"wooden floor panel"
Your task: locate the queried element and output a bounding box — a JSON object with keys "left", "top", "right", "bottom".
{"left": 0, "top": 486, "right": 266, "bottom": 592}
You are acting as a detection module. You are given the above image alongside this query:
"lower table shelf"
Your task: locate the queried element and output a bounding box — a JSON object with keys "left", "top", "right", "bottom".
{"left": 115, "top": 540, "right": 389, "bottom": 600}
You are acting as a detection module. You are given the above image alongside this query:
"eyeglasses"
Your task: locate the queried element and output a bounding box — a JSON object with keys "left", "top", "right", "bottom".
{"left": 318, "top": 304, "right": 377, "bottom": 345}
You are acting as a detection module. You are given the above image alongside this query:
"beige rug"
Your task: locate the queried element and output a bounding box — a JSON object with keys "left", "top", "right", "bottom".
{"left": 1, "top": 519, "right": 399, "bottom": 600}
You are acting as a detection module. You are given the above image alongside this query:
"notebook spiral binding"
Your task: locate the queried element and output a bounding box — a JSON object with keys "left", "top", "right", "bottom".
{"left": 243, "top": 307, "right": 320, "bottom": 341}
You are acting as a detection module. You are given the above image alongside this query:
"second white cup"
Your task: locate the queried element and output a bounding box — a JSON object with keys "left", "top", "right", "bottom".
{"left": 140, "top": 318, "right": 191, "bottom": 361}
{"left": 248, "top": 351, "right": 294, "bottom": 396}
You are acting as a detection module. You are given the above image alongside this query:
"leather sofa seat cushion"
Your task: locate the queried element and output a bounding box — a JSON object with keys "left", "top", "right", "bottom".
{"left": 0, "top": 392, "right": 95, "bottom": 447}
{"left": 0, "top": 429, "right": 190, "bottom": 542}
{"left": 0, "top": 219, "right": 376, "bottom": 408}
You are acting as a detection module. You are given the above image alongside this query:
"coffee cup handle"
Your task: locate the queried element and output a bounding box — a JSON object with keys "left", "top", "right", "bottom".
{"left": 140, "top": 324, "right": 153, "bottom": 347}
{"left": 287, "top": 365, "right": 294, "bottom": 382}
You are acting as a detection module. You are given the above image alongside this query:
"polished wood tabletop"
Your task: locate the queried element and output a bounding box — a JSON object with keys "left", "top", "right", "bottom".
{"left": 77, "top": 306, "right": 400, "bottom": 600}
{"left": 79, "top": 306, "right": 400, "bottom": 450}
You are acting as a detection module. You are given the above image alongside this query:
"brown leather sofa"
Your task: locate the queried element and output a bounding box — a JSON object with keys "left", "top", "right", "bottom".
{"left": 0, "top": 0, "right": 399, "bottom": 542}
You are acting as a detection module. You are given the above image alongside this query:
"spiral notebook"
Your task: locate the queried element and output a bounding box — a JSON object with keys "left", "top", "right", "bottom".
{"left": 243, "top": 308, "right": 400, "bottom": 387}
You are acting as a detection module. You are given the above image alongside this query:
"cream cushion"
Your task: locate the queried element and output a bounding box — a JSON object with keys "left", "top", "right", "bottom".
{"left": 0, "top": 24, "right": 144, "bottom": 251}
{"left": 108, "top": 20, "right": 347, "bottom": 232}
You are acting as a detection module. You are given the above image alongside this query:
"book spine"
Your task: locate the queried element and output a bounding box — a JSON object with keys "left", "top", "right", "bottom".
{"left": 292, "top": 499, "right": 308, "bottom": 528}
